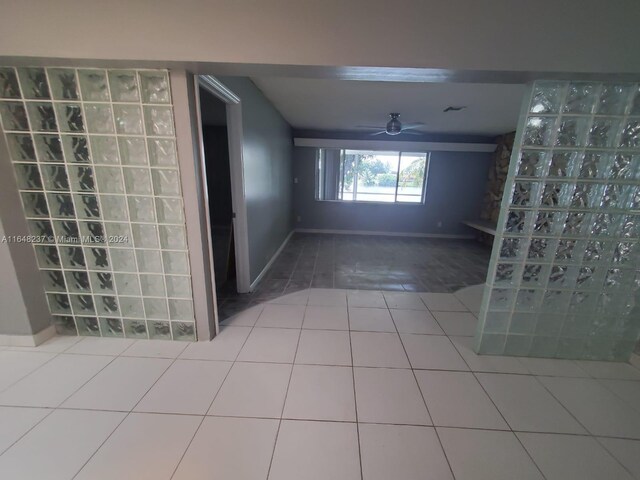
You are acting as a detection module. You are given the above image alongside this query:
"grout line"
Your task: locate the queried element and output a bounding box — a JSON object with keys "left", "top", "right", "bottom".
{"left": 347, "top": 293, "right": 365, "bottom": 480}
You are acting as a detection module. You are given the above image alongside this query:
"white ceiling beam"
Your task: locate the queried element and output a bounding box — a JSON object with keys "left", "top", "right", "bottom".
{"left": 293, "top": 138, "right": 496, "bottom": 153}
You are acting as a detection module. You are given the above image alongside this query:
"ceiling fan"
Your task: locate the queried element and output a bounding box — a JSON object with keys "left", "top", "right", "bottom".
{"left": 356, "top": 113, "right": 425, "bottom": 136}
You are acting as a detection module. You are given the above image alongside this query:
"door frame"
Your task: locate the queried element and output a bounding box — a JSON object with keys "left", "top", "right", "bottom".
{"left": 195, "top": 75, "right": 251, "bottom": 294}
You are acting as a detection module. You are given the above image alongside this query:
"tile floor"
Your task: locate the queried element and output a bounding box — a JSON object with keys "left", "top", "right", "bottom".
{"left": 217, "top": 233, "right": 491, "bottom": 320}
{"left": 1, "top": 288, "right": 640, "bottom": 479}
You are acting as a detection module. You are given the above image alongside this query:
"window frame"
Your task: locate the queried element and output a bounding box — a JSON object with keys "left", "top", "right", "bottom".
{"left": 315, "top": 148, "right": 430, "bottom": 205}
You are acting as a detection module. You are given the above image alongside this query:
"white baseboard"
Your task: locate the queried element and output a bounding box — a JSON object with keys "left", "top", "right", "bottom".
{"left": 250, "top": 230, "right": 295, "bottom": 291}
{"left": 0, "top": 325, "right": 56, "bottom": 347}
{"left": 294, "top": 228, "right": 474, "bottom": 239}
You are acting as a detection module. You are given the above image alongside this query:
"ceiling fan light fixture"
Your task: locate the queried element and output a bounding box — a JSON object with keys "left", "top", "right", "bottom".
{"left": 386, "top": 113, "right": 402, "bottom": 135}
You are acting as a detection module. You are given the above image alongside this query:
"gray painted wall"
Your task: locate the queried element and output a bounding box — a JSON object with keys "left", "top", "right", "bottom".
{"left": 218, "top": 77, "right": 294, "bottom": 283}
{"left": 293, "top": 147, "right": 492, "bottom": 236}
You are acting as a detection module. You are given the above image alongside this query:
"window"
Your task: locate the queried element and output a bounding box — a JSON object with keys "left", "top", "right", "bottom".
{"left": 316, "top": 149, "right": 429, "bottom": 204}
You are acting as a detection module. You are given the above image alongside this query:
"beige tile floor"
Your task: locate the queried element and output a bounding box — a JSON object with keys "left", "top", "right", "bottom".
{"left": 0, "top": 288, "right": 639, "bottom": 479}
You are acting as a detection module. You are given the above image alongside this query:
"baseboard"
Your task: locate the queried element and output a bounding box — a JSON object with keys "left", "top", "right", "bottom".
{"left": 0, "top": 325, "right": 56, "bottom": 347}
{"left": 294, "top": 228, "right": 474, "bottom": 239}
{"left": 250, "top": 230, "right": 295, "bottom": 291}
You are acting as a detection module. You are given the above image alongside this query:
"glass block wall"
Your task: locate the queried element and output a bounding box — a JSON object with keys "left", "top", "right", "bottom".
{"left": 476, "top": 80, "right": 640, "bottom": 361}
{"left": 0, "top": 67, "right": 196, "bottom": 341}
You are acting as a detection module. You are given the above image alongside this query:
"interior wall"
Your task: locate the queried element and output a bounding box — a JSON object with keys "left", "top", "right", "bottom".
{"left": 218, "top": 76, "right": 293, "bottom": 283}
{"left": 0, "top": 1, "right": 638, "bottom": 74}
{"left": 293, "top": 146, "right": 492, "bottom": 236}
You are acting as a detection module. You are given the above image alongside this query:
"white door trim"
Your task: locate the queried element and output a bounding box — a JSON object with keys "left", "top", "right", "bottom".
{"left": 197, "top": 75, "right": 251, "bottom": 294}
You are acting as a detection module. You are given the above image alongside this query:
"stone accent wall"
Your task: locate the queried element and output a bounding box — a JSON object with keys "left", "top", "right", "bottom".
{"left": 480, "top": 132, "right": 515, "bottom": 224}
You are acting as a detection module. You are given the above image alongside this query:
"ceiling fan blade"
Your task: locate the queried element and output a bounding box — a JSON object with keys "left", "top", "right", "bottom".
{"left": 370, "top": 130, "right": 388, "bottom": 136}
{"left": 401, "top": 122, "right": 425, "bottom": 130}
{"left": 399, "top": 129, "right": 425, "bottom": 136}
{"left": 356, "top": 125, "right": 385, "bottom": 129}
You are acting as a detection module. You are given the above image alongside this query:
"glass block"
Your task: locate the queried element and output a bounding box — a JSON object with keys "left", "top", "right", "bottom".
{"left": 67, "top": 165, "right": 95, "bottom": 192}
{"left": 70, "top": 294, "right": 95, "bottom": 315}
{"left": 611, "top": 154, "right": 636, "bottom": 180}
{"left": 124, "top": 319, "right": 148, "bottom": 338}
{"left": 74, "top": 194, "right": 101, "bottom": 219}
{"left": 84, "top": 246, "right": 109, "bottom": 270}
{"left": 123, "top": 167, "right": 152, "bottom": 194}
{"left": 34, "top": 245, "right": 60, "bottom": 268}
{"left": 90, "top": 136, "right": 119, "bottom": 164}
{"left": 118, "top": 137, "right": 148, "bottom": 165}
{"left": 163, "top": 251, "right": 189, "bottom": 274}
{"left": 488, "top": 288, "right": 514, "bottom": 311}
{"left": 477, "top": 333, "right": 507, "bottom": 355}
{"left": 540, "top": 182, "right": 573, "bottom": 208}
{"left": 132, "top": 223, "right": 159, "bottom": 248}
{"left": 568, "top": 291, "right": 598, "bottom": 313}
{"left": 0, "top": 67, "right": 21, "bottom": 98}
{"left": 113, "top": 105, "right": 143, "bottom": 134}
{"left": 94, "top": 166, "right": 124, "bottom": 193}
{"left": 521, "top": 264, "right": 548, "bottom": 287}
{"left": 120, "top": 297, "right": 145, "bottom": 318}
{"left": 100, "top": 195, "right": 127, "bottom": 221}
{"left": 613, "top": 242, "right": 637, "bottom": 266}
{"left": 47, "top": 293, "right": 72, "bottom": 315}
{"left": 61, "top": 135, "right": 90, "bottom": 163}
{"left": 95, "top": 295, "right": 119, "bottom": 315}
{"left": 139, "top": 71, "right": 170, "bottom": 104}
{"left": 529, "top": 335, "right": 559, "bottom": 357}
{"left": 563, "top": 212, "right": 591, "bottom": 236}
{"left": 59, "top": 246, "right": 85, "bottom": 269}
{"left": 148, "top": 138, "right": 177, "bottom": 166}
{"left": 148, "top": 321, "right": 171, "bottom": 340}
{"left": 100, "top": 318, "right": 124, "bottom": 337}
{"left": 583, "top": 240, "right": 608, "bottom": 263}
{"left": 533, "top": 212, "right": 558, "bottom": 235}
{"left": 78, "top": 69, "right": 110, "bottom": 101}
{"left": 144, "top": 298, "right": 168, "bottom": 319}
{"left": 26, "top": 102, "right": 57, "bottom": 132}
{"left": 548, "top": 152, "right": 581, "bottom": 178}
{"left": 590, "top": 213, "right": 620, "bottom": 237}
{"left": 620, "top": 215, "right": 639, "bottom": 239}
{"left": 509, "top": 313, "right": 538, "bottom": 334}
{"left": 46, "top": 193, "right": 75, "bottom": 218}
{"left": 41, "top": 269, "right": 66, "bottom": 292}
{"left": 171, "top": 321, "right": 195, "bottom": 341}
{"left": 169, "top": 299, "right": 194, "bottom": 320}
{"left": 48, "top": 68, "right": 79, "bottom": 100}
{"left": 27, "top": 219, "right": 54, "bottom": 242}
{"left": 576, "top": 266, "right": 598, "bottom": 290}
{"left": 33, "top": 134, "right": 63, "bottom": 162}
{"left": 42, "top": 164, "right": 70, "bottom": 191}
{"left": 494, "top": 263, "right": 518, "bottom": 287}
{"left": 619, "top": 121, "right": 640, "bottom": 149}
{"left": 21, "top": 192, "right": 49, "bottom": 217}
{"left": 523, "top": 116, "right": 556, "bottom": 146}
{"left": 55, "top": 103, "right": 84, "bottom": 132}
{"left": 84, "top": 104, "right": 114, "bottom": 134}
{"left": 587, "top": 118, "right": 622, "bottom": 148}
{"left": 156, "top": 197, "right": 184, "bottom": 223}
{"left": 115, "top": 273, "right": 141, "bottom": 296}
{"left": 14, "top": 163, "right": 43, "bottom": 190}
{"left": 555, "top": 239, "right": 577, "bottom": 262}
{"left": 108, "top": 70, "right": 139, "bottom": 102}
{"left": 6, "top": 134, "right": 36, "bottom": 161}
{"left": 555, "top": 117, "right": 589, "bottom": 147}
{"left": 527, "top": 238, "right": 556, "bottom": 260}
{"left": 144, "top": 106, "right": 174, "bottom": 136}
{"left": 53, "top": 220, "right": 80, "bottom": 243}
{"left": 152, "top": 169, "right": 181, "bottom": 196}
{"left": 108, "top": 248, "right": 137, "bottom": 272}
{"left": 530, "top": 82, "right": 563, "bottom": 114}
{"left": 547, "top": 265, "right": 569, "bottom": 289}
{"left": 140, "top": 273, "right": 165, "bottom": 296}
{"left": 482, "top": 312, "right": 510, "bottom": 334}
{"left": 597, "top": 84, "right": 633, "bottom": 115}
{"left": 90, "top": 271, "right": 115, "bottom": 294}
{"left": 540, "top": 290, "right": 570, "bottom": 313}
{"left": 534, "top": 313, "right": 564, "bottom": 336}
{"left": 136, "top": 249, "right": 163, "bottom": 273}
{"left": 578, "top": 152, "right": 612, "bottom": 179}
{"left": 17, "top": 67, "right": 50, "bottom": 99}
{"left": 511, "top": 182, "right": 540, "bottom": 207}
{"left": 128, "top": 196, "right": 156, "bottom": 222}
{"left": 53, "top": 315, "right": 77, "bottom": 335}
{"left": 563, "top": 82, "right": 597, "bottom": 114}
{"left": 0, "top": 102, "right": 29, "bottom": 131}
{"left": 514, "top": 289, "right": 542, "bottom": 312}
{"left": 105, "top": 223, "right": 133, "bottom": 247}
{"left": 570, "top": 183, "right": 603, "bottom": 209}
{"left": 159, "top": 225, "right": 187, "bottom": 250}
{"left": 499, "top": 237, "right": 524, "bottom": 260}
{"left": 166, "top": 276, "right": 191, "bottom": 298}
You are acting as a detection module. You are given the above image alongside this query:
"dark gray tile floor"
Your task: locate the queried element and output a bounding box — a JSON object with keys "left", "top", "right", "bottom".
{"left": 216, "top": 233, "right": 491, "bottom": 320}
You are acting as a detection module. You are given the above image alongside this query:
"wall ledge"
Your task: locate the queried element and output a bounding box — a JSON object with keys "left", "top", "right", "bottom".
{"left": 0, "top": 325, "right": 56, "bottom": 347}
{"left": 295, "top": 228, "right": 474, "bottom": 239}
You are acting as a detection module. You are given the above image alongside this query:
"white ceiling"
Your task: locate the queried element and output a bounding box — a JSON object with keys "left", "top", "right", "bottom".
{"left": 251, "top": 77, "right": 526, "bottom": 136}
